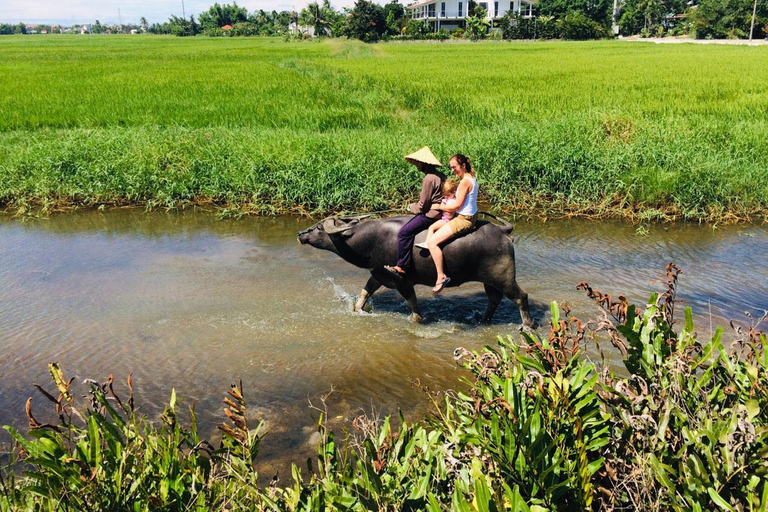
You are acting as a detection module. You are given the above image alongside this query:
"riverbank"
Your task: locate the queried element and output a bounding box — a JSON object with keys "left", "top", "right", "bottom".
{"left": 1, "top": 37, "right": 766, "bottom": 222}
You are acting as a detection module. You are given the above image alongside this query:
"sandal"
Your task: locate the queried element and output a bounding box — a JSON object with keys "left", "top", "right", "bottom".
{"left": 432, "top": 276, "right": 451, "bottom": 294}
{"left": 384, "top": 265, "right": 406, "bottom": 278}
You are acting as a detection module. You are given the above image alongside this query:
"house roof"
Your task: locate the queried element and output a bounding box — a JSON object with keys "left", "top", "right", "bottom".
{"left": 406, "top": 0, "right": 437, "bottom": 9}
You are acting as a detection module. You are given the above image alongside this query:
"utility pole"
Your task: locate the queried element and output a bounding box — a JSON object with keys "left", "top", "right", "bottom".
{"left": 182, "top": 0, "right": 186, "bottom": 19}
{"left": 118, "top": 8, "right": 123, "bottom": 32}
{"left": 749, "top": 0, "right": 757, "bottom": 40}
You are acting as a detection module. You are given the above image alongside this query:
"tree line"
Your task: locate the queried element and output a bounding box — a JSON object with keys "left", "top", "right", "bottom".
{"left": 2, "top": 0, "right": 766, "bottom": 40}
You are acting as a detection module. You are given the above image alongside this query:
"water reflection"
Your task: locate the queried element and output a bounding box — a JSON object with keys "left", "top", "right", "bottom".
{"left": 0, "top": 210, "right": 766, "bottom": 476}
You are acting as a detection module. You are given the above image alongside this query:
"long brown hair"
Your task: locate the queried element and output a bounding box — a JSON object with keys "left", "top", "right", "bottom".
{"left": 450, "top": 153, "right": 475, "bottom": 176}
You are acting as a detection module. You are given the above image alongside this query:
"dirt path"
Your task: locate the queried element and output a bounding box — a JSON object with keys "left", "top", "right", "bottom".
{"left": 619, "top": 36, "right": 768, "bottom": 46}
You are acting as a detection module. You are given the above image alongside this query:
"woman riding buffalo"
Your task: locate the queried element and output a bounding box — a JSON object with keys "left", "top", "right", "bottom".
{"left": 427, "top": 153, "right": 478, "bottom": 293}
{"left": 384, "top": 147, "right": 446, "bottom": 277}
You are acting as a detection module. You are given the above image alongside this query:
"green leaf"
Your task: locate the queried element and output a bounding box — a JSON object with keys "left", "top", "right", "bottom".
{"left": 707, "top": 487, "right": 735, "bottom": 511}
{"left": 684, "top": 306, "right": 693, "bottom": 333}
{"left": 88, "top": 414, "right": 101, "bottom": 468}
{"left": 746, "top": 400, "right": 760, "bottom": 420}
{"left": 649, "top": 454, "right": 675, "bottom": 492}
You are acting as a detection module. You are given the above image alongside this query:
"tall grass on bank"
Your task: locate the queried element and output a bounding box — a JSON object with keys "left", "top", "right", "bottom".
{"left": 2, "top": 265, "right": 767, "bottom": 511}
{"left": 1, "top": 36, "right": 767, "bottom": 220}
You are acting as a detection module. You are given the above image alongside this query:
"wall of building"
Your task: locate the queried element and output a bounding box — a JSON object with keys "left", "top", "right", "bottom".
{"left": 409, "top": 0, "right": 536, "bottom": 20}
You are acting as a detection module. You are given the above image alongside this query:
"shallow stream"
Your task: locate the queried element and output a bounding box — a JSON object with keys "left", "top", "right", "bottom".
{"left": 0, "top": 211, "right": 766, "bottom": 475}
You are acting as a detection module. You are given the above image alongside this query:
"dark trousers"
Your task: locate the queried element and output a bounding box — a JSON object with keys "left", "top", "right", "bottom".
{"left": 396, "top": 214, "right": 437, "bottom": 270}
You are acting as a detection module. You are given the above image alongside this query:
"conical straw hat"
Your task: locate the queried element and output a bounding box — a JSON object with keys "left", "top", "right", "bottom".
{"left": 405, "top": 146, "right": 442, "bottom": 168}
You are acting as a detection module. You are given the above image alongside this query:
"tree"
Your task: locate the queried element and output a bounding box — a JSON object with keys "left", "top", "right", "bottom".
{"left": 405, "top": 19, "right": 432, "bottom": 36}
{"left": 384, "top": 0, "right": 406, "bottom": 21}
{"left": 344, "top": 0, "right": 386, "bottom": 41}
{"left": 538, "top": 0, "right": 614, "bottom": 28}
{"left": 299, "top": 0, "right": 337, "bottom": 37}
{"left": 465, "top": 5, "right": 491, "bottom": 39}
{"left": 198, "top": 2, "right": 248, "bottom": 32}
{"left": 168, "top": 15, "right": 199, "bottom": 36}
{"left": 384, "top": 1, "right": 407, "bottom": 34}
{"left": 14, "top": 22, "right": 26, "bottom": 34}
{"left": 140, "top": 17, "right": 148, "bottom": 30}
{"left": 689, "top": 0, "right": 766, "bottom": 38}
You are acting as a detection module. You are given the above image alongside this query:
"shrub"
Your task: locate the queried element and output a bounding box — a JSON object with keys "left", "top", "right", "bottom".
{"left": 230, "top": 21, "right": 258, "bottom": 36}
{"left": 204, "top": 27, "right": 226, "bottom": 37}
{"left": 499, "top": 12, "right": 536, "bottom": 39}
{"left": 404, "top": 19, "right": 431, "bottom": 37}
{"left": 561, "top": 10, "right": 607, "bottom": 39}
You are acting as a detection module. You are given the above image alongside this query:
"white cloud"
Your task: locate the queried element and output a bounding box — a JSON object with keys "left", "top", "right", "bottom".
{"left": 0, "top": 0, "right": 380, "bottom": 25}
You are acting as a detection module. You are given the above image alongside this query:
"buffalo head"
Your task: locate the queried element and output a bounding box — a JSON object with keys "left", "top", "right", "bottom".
{"left": 297, "top": 216, "right": 362, "bottom": 250}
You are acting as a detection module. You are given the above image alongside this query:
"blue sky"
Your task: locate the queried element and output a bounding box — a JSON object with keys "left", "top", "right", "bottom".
{"left": 0, "top": 0, "right": 381, "bottom": 25}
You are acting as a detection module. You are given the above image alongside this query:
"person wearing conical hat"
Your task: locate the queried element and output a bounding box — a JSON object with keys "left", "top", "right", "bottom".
{"left": 384, "top": 147, "right": 446, "bottom": 277}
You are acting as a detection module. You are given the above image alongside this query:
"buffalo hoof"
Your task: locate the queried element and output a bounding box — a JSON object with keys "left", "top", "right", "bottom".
{"left": 410, "top": 313, "right": 423, "bottom": 323}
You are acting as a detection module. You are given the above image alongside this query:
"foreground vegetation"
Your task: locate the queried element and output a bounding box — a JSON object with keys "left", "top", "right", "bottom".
{"left": 2, "top": 265, "right": 767, "bottom": 511}
{"left": 1, "top": 37, "right": 767, "bottom": 221}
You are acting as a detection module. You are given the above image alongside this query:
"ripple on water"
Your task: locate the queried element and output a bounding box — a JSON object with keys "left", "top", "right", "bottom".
{"left": 0, "top": 212, "right": 766, "bottom": 475}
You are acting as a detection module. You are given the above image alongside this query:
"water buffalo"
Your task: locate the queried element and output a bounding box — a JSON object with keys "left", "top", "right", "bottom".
{"left": 297, "top": 215, "right": 533, "bottom": 327}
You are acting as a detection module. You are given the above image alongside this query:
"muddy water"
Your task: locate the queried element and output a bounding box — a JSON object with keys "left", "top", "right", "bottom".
{"left": 0, "top": 211, "right": 766, "bottom": 474}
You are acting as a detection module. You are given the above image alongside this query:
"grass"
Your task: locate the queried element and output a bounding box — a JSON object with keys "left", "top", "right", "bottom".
{"left": 1, "top": 35, "right": 767, "bottom": 220}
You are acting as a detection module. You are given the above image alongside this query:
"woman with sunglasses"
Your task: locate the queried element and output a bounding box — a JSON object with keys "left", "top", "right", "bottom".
{"left": 426, "top": 153, "right": 478, "bottom": 294}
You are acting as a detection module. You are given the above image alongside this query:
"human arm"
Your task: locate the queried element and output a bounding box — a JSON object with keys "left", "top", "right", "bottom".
{"left": 431, "top": 178, "right": 471, "bottom": 213}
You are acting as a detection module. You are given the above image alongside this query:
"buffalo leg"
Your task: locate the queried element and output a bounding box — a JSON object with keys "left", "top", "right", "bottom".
{"left": 482, "top": 284, "right": 503, "bottom": 323}
{"left": 503, "top": 282, "right": 534, "bottom": 328}
{"left": 396, "top": 281, "right": 422, "bottom": 323}
{"left": 355, "top": 275, "right": 382, "bottom": 312}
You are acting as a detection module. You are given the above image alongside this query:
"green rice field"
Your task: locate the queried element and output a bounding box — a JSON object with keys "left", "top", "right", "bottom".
{"left": 1, "top": 35, "right": 767, "bottom": 220}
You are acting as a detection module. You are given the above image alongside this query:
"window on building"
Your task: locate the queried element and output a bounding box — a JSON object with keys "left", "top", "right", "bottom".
{"left": 510, "top": 1, "right": 514, "bottom": 13}
{"left": 428, "top": 3, "right": 436, "bottom": 17}
{"left": 494, "top": 1, "right": 499, "bottom": 16}
{"left": 458, "top": 1, "right": 463, "bottom": 16}
{"left": 520, "top": 1, "right": 532, "bottom": 15}
{"left": 441, "top": 2, "right": 446, "bottom": 17}
{"left": 480, "top": 2, "right": 488, "bottom": 13}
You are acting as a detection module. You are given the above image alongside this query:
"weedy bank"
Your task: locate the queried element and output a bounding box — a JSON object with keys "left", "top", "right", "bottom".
{"left": 2, "top": 265, "right": 767, "bottom": 511}
{"left": 0, "top": 36, "right": 767, "bottom": 220}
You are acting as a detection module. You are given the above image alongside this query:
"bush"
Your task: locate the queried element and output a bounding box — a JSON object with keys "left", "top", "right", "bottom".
{"left": 561, "top": 10, "right": 607, "bottom": 39}
{"left": 451, "top": 27, "right": 465, "bottom": 38}
{"left": 204, "top": 27, "right": 227, "bottom": 37}
{"left": 230, "top": 22, "right": 258, "bottom": 36}
{"left": 499, "top": 12, "right": 536, "bottom": 38}
{"left": 404, "top": 19, "right": 431, "bottom": 36}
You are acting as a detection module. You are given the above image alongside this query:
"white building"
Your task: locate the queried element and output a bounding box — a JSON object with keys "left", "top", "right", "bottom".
{"left": 407, "top": 0, "right": 536, "bottom": 31}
